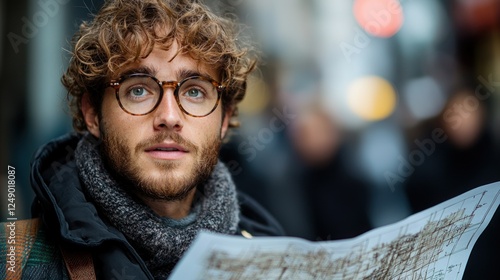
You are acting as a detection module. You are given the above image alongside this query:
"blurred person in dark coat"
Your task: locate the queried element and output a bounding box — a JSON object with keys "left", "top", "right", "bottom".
{"left": 290, "top": 106, "right": 372, "bottom": 240}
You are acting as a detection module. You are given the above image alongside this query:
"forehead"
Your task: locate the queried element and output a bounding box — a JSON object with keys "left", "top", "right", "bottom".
{"left": 118, "top": 43, "right": 220, "bottom": 81}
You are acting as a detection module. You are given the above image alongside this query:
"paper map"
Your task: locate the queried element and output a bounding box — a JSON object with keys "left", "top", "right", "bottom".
{"left": 169, "top": 182, "right": 500, "bottom": 280}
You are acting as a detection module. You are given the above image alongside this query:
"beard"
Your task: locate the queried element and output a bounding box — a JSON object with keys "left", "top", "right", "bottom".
{"left": 99, "top": 123, "right": 221, "bottom": 202}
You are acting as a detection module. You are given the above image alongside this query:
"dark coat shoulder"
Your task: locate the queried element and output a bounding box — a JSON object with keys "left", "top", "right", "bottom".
{"left": 237, "top": 192, "right": 285, "bottom": 237}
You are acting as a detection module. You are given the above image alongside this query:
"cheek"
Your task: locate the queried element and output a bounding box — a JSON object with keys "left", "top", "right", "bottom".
{"left": 206, "top": 111, "right": 224, "bottom": 136}
{"left": 220, "top": 111, "right": 231, "bottom": 138}
{"left": 194, "top": 120, "right": 219, "bottom": 140}
{"left": 102, "top": 90, "right": 137, "bottom": 125}
{"left": 100, "top": 95, "right": 144, "bottom": 143}
{"left": 189, "top": 114, "right": 223, "bottom": 145}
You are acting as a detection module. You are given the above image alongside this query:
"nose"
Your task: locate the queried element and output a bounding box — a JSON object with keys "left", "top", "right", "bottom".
{"left": 152, "top": 86, "right": 183, "bottom": 131}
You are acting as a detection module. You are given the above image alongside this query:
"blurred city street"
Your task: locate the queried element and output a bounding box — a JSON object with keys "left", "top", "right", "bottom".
{"left": 1, "top": 0, "right": 499, "bottom": 278}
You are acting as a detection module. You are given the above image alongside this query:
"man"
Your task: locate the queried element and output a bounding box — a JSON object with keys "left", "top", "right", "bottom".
{"left": 1, "top": 0, "right": 283, "bottom": 278}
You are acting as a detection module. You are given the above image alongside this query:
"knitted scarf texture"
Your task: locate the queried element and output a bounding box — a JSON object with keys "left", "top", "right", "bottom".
{"left": 74, "top": 134, "right": 240, "bottom": 278}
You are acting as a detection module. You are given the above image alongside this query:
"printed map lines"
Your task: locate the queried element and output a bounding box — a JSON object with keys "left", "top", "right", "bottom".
{"left": 202, "top": 189, "right": 494, "bottom": 280}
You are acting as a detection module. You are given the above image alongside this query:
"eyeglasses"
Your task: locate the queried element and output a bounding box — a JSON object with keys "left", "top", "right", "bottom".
{"left": 109, "top": 73, "right": 224, "bottom": 117}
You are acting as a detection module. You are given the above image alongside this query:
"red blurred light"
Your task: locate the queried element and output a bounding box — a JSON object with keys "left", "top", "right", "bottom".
{"left": 353, "top": 0, "right": 404, "bottom": 38}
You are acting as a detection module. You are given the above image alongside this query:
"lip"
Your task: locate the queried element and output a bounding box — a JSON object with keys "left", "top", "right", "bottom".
{"left": 144, "top": 142, "right": 189, "bottom": 160}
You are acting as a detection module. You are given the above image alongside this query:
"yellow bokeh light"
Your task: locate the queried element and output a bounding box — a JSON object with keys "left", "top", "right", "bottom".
{"left": 347, "top": 76, "right": 397, "bottom": 121}
{"left": 238, "top": 75, "right": 271, "bottom": 115}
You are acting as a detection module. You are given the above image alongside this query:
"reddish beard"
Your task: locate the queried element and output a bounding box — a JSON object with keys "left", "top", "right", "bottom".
{"left": 99, "top": 124, "right": 221, "bottom": 201}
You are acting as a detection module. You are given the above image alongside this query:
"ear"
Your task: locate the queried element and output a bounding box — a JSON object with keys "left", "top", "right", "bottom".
{"left": 81, "top": 92, "right": 100, "bottom": 138}
{"left": 220, "top": 109, "right": 232, "bottom": 139}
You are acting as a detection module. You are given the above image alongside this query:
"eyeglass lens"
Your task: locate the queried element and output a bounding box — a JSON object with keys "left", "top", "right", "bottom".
{"left": 117, "top": 76, "right": 219, "bottom": 116}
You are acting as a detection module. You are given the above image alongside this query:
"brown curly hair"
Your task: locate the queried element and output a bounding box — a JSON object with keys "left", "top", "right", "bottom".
{"left": 62, "top": 0, "right": 256, "bottom": 131}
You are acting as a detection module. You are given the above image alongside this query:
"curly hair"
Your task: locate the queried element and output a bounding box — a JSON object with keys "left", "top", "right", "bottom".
{"left": 62, "top": 0, "right": 256, "bottom": 131}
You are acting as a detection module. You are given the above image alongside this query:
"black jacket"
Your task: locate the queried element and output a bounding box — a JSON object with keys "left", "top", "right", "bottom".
{"left": 29, "top": 133, "right": 284, "bottom": 279}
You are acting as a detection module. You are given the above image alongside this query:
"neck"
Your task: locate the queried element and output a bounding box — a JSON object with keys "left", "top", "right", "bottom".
{"left": 138, "top": 188, "right": 197, "bottom": 219}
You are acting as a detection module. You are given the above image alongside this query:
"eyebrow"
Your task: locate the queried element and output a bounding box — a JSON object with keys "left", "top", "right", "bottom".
{"left": 177, "top": 69, "right": 218, "bottom": 82}
{"left": 118, "top": 66, "right": 218, "bottom": 82}
{"left": 118, "top": 66, "right": 158, "bottom": 78}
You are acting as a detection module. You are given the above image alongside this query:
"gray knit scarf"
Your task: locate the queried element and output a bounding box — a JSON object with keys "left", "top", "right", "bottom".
{"left": 74, "top": 134, "right": 240, "bottom": 279}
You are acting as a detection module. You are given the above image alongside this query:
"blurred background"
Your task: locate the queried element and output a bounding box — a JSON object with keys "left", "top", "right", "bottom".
{"left": 1, "top": 0, "right": 499, "bottom": 278}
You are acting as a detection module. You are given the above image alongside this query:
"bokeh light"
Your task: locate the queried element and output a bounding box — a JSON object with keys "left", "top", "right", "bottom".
{"left": 238, "top": 75, "right": 271, "bottom": 115}
{"left": 454, "top": 0, "right": 500, "bottom": 34}
{"left": 353, "top": 0, "right": 404, "bottom": 38}
{"left": 346, "top": 76, "right": 397, "bottom": 121}
{"left": 397, "top": 0, "right": 446, "bottom": 48}
{"left": 403, "top": 76, "right": 446, "bottom": 121}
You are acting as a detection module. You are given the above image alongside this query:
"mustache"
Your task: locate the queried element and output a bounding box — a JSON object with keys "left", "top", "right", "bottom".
{"left": 136, "top": 132, "right": 198, "bottom": 153}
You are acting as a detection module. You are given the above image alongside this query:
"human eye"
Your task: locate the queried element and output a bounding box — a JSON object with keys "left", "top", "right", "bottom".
{"left": 123, "top": 85, "right": 155, "bottom": 102}
{"left": 120, "top": 77, "right": 158, "bottom": 102}
{"left": 185, "top": 88, "right": 205, "bottom": 98}
{"left": 181, "top": 86, "right": 207, "bottom": 102}
{"left": 129, "top": 87, "right": 148, "bottom": 97}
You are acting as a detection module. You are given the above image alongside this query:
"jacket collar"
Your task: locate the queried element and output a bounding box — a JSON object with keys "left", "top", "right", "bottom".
{"left": 30, "top": 133, "right": 125, "bottom": 245}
